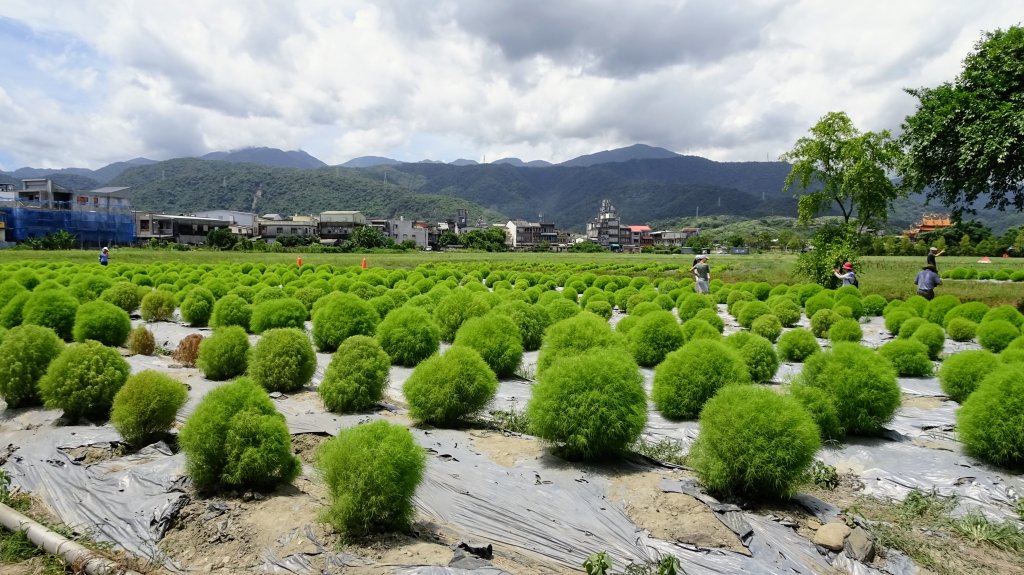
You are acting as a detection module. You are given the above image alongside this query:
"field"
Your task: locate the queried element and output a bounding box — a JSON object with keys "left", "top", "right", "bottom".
{"left": 1, "top": 249, "right": 1023, "bottom": 575}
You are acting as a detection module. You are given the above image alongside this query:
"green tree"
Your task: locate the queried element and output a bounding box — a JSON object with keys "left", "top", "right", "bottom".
{"left": 206, "top": 227, "right": 239, "bottom": 250}
{"left": 901, "top": 26, "right": 1024, "bottom": 215}
{"left": 958, "top": 234, "right": 973, "bottom": 256}
{"left": 349, "top": 226, "right": 393, "bottom": 249}
{"left": 781, "top": 111, "right": 905, "bottom": 233}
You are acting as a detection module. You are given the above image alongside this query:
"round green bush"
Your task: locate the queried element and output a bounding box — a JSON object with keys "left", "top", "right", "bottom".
{"left": 544, "top": 297, "right": 581, "bottom": 323}
{"left": 403, "top": 346, "right": 498, "bottom": 426}
{"left": 898, "top": 317, "right": 929, "bottom": 339}
{"left": 0, "top": 325, "right": 64, "bottom": 408}
{"left": 22, "top": 290, "right": 79, "bottom": 341}
{"left": 957, "top": 366, "right": 1024, "bottom": 468}
{"left": 0, "top": 291, "right": 31, "bottom": 328}
{"left": 432, "top": 289, "right": 490, "bottom": 342}
{"left": 977, "top": 319, "right": 1020, "bottom": 353}
{"left": 626, "top": 310, "right": 684, "bottom": 367}
{"left": 528, "top": 347, "right": 646, "bottom": 460}
{"left": 903, "top": 295, "right": 929, "bottom": 317}
{"left": 878, "top": 339, "right": 933, "bottom": 377}
{"left": 910, "top": 322, "right": 946, "bottom": 360}
{"left": 312, "top": 293, "right": 380, "bottom": 352}
{"left": 140, "top": 290, "right": 178, "bottom": 322}
{"left": 677, "top": 293, "right": 715, "bottom": 322}
{"left": 584, "top": 299, "right": 613, "bottom": 320}
{"left": 832, "top": 305, "right": 854, "bottom": 319}
{"left": 884, "top": 308, "right": 917, "bottom": 335}
{"left": 768, "top": 299, "right": 802, "bottom": 327}
{"left": 250, "top": 298, "right": 308, "bottom": 334}
{"left": 210, "top": 294, "right": 252, "bottom": 330}
{"left": 453, "top": 313, "right": 524, "bottom": 377}
{"left": 316, "top": 420, "right": 425, "bottom": 536}
{"left": 629, "top": 301, "right": 662, "bottom": 317}
{"left": 810, "top": 308, "right": 839, "bottom": 338}
{"left": 179, "top": 377, "right": 299, "bottom": 491}
{"left": 0, "top": 279, "right": 27, "bottom": 309}
{"left": 725, "top": 331, "right": 779, "bottom": 384}
{"left": 725, "top": 290, "right": 754, "bottom": 317}
{"left": 828, "top": 318, "right": 862, "bottom": 343}
{"left": 680, "top": 318, "right": 721, "bottom": 342}
{"left": 923, "top": 295, "right": 960, "bottom": 325}
{"left": 180, "top": 287, "right": 215, "bottom": 327}
{"left": 798, "top": 343, "right": 900, "bottom": 436}
{"left": 110, "top": 370, "right": 188, "bottom": 445}
{"left": 861, "top": 294, "right": 887, "bottom": 316}
{"left": 249, "top": 328, "right": 316, "bottom": 392}
{"left": 938, "top": 350, "right": 999, "bottom": 403}
{"left": 537, "top": 313, "right": 624, "bottom": 376}
{"left": 127, "top": 325, "right": 155, "bottom": 355}
{"left": 750, "top": 314, "right": 782, "bottom": 343}
{"left": 100, "top": 282, "right": 142, "bottom": 313}
{"left": 790, "top": 383, "right": 844, "bottom": 442}
{"left": 197, "top": 326, "right": 250, "bottom": 381}
{"left": 943, "top": 301, "right": 988, "bottom": 327}
{"left": 373, "top": 306, "right": 440, "bottom": 367}
{"left": 72, "top": 300, "right": 131, "bottom": 347}
{"left": 39, "top": 340, "right": 131, "bottom": 420}
{"left": 689, "top": 385, "right": 820, "bottom": 499}
{"left": 652, "top": 339, "right": 750, "bottom": 420}
{"left": 615, "top": 314, "right": 639, "bottom": 335}
{"left": 982, "top": 305, "right": 1024, "bottom": 328}
{"left": 1000, "top": 349, "right": 1024, "bottom": 364}
{"left": 946, "top": 318, "right": 978, "bottom": 342}
{"left": 1008, "top": 336, "right": 1024, "bottom": 351}
{"left": 835, "top": 295, "right": 864, "bottom": 320}
{"left": 777, "top": 328, "right": 820, "bottom": 362}
{"left": 319, "top": 335, "right": 390, "bottom": 412}
{"left": 736, "top": 301, "right": 771, "bottom": 329}
{"left": 803, "top": 293, "right": 834, "bottom": 320}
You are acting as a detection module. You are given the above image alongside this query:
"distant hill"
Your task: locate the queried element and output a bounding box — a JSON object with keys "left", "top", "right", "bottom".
{"left": 199, "top": 147, "right": 326, "bottom": 169}
{"left": 341, "top": 156, "right": 403, "bottom": 168}
{"left": 492, "top": 158, "right": 554, "bottom": 168}
{"left": 450, "top": 159, "right": 479, "bottom": 166}
{"left": 560, "top": 143, "right": 681, "bottom": 167}
{"left": 91, "top": 157, "right": 158, "bottom": 183}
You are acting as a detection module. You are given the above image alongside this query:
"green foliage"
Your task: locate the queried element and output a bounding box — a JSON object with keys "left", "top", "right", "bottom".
{"left": 249, "top": 328, "right": 316, "bottom": 392}
{"left": 197, "top": 326, "right": 250, "bottom": 380}
{"left": 21, "top": 289, "right": 79, "bottom": 340}
{"left": 0, "top": 291, "right": 31, "bottom": 328}
{"left": 804, "top": 292, "right": 835, "bottom": 320}
{"left": 724, "top": 331, "right": 779, "bottom": 384}
{"left": 982, "top": 304, "right": 1024, "bottom": 328}
{"left": 680, "top": 317, "right": 720, "bottom": 343}
{"left": 652, "top": 339, "right": 750, "bottom": 420}
{"left": 798, "top": 342, "right": 900, "bottom": 436}
{"left": 73, "top": 300, "right": 131, "bottom": 347}
{"left": 958, "top": 365, "right": 1024, "bottom": 468}
{"left": 537, "top": 312, "right": 624, "bottom": 376}
{"left": 791, "top": 383, "right": 844, "bottom": 442}
{"left": 0, "top": 324, "right": 64, "bottom": 408}
{"left": 375, "top": 306, "right": 441, "bottom": 366}
{"left": 180, "top": 286, "right": 215, "bottom": 327}
{"left": 828, "top": 317, "right": 863, "bottom": 342}
{"left": 768, "top": 298, "right": 802, "bottom": 327}
{"left": 210, "top": 294, "right": 252, "bottom": 330}
{"left": 100, "top": 282, "right": 142, "bottom": 313}
{"left": 403, "top": 346, "right": 498, "bottom": 426}
{"left": 911, "top": 322, "right": 946, "bottom": 360}
{"left": 528, "top": 347, "right": 646, "bottom": 460}
{"left": 689, "top": 385, "right": 820, "bottom": 499}
{"left": 584, "top": 299, "right": 613, "bottom": 320}
{"left": 736, "top": 300, "right": 771, "bottom": 329}
{"left": 938, "top": 350, "right": 999, "bottom": 403}
{"left": 878, "top": 339, "right": 933, "bottom": 377}
{"left": 810, "top": 308, "right": 839, "bottom": 338}
{"left": 544, "top": 297, "right": 581, "bottom": 323}
{"left": 319, "top": 335, "right": 390, "bottom": 412}
{"left": 626, "top": 310, "right": 684, "bottom": 367}
{"left": 795, "top": 223, "right": 861, "bottom": 288}
{"left": 862, "top": 294, "right": 887, "bottom": 316}
{"left": 677, "top": 293, "right": 715, "bottom": 321}
{"left": 431, "top": 289, "right": 491, "bottom": 342}
{"left": 140, "top": 290, "right": 178, "bottom": 322}
{"left": 898, "top": 317, "right": 929, "bottom": 339}
{"left": 39, "top": 340, "right": 131, "bottom": 420}
{"left": 312, "top": 293, "right": 380, "bottom": 352}
{"left": 943, "top": 301, "right": 989, "bottom": 327}
{"left": 777, "top": 328, "right": 820, "bottom": 362}
{"left": 127, "top": 325, "right": 156, "bottom": 355}
{"left": 946, "top": 317, "right": 978, "bottom": 342}
{"left": 250, "top": 297, "right": 308, "bottom": 333}
{"left": 977, "top": 319, "right": 1020, "bottom": 352}
{"left": 751, "top": 313, "right": 783, "bottom": 343}
{"left": 110, "top": 370, "right": 187, "bottom": 445}
{"left": 884, "top": 307, "right": 917, "bottom": 335}
{"left": 453, "top": 313, "right": 524, "bottom": 377}
{"left": 583, "top": 551, "right": 612, "bottom": 575}
{"left": 316, "top": 421, "right": 425, "bottom": 536}
{"left": 924, "top": 295, "right": 961, "bottom": 325}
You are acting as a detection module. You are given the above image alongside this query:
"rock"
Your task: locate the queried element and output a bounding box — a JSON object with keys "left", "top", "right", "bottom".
{"left": 813, "top": 522, "right": 851, "bottom": 551}
{"left": 807, "top": 519, "right": 822, "bottom": 530}
{"left": 844, "top": 526, "right": 875, "bottom": 562}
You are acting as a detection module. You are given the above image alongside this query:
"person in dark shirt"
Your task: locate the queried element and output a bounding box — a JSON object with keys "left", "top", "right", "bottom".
{"left": 926, "top": 246, "right": 944, "bottom": 270}
{"left": 99, "top": 247, "right": 109, "bottom": 266}
{"left": 915, "top": 264, "right": 942, "bottom": 300}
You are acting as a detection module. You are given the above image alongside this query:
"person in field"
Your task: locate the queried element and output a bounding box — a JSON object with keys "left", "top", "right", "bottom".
{"left": 832, "top": 261, "right": 857, "bottom": 287}
{"left": 915, "top": 264, "right": 942, "bottom": 300}
{"left": 690, "top": 254, "right": 710, "bottom": 294}
{"left": 99, "top": 247, "right": 109, "bottom": 266}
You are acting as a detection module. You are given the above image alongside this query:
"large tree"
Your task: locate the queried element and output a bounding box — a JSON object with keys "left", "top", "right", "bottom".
{"left": 901, "top": 26, "right": 1024, "bottom": 215}
{"left": 781, "top": 111, "right": 904, "bottom": 232}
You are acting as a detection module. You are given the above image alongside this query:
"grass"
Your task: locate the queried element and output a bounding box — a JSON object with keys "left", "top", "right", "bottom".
{"left": 631, "top": 437, "right": 687, "bottom": 467}
{"left": 487, "top": 407, "right": 531, "bottom": 434}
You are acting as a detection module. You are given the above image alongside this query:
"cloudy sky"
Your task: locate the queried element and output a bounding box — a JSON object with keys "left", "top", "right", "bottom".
{"left": 0, "top": 0, "right": 1016, "bottom": 170}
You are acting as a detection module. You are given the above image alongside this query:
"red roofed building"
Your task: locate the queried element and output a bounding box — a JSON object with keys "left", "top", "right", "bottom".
{"left": 627, "top": 225, "right": 653, "bottom": 247}
{"left": 904, "top": 214, "right": 952, "bottom": 239}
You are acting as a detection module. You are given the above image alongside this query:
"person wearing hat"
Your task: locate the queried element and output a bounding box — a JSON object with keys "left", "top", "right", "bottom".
{"left": 832, "top": 261, "right": 857, "bottom": 287}
{"left": 915, "top": 264, "right": 942, "bottom": 300}
{"left": 99, "top": 246, "right": 109, "bottom": 266}
{"left": 926, "top": 246, "right": 944, "bottom": 270}
{"left": 690, "top": 254, "right": 710, "bottom": 294}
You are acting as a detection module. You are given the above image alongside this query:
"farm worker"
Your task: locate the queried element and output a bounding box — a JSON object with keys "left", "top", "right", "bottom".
{"left": 297, "top": 256, "right": 302, "bottom": 267}
{"left": 915, "top": 264, "right": 942, "bottom": 301}
{"left": 361, "top": 257, "right": 367, "bottom": 269}
{"left": 99, "top": 247, "right": 109, "bottom": 266}
{"left": 832, "top": 261, "right": 857, "bottom": 287}
{"left": 689, "top": 254, "right": 710, "bottom": 294}
{"left": 926, "top": 246, "right": 945, "bottom": 271}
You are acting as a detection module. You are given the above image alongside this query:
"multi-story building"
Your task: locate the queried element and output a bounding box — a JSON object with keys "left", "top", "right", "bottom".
{"left": 0, "top": 179, "right": 134, "bottom": 246}
{"left": 319, "top": 210, "right": 366, "bottom": 244}
{"left": 134, "top": 212, "right": 231, "bottom": 245}
{"left": 191, "top": 209, "right": 258, "bottom": 237}
{"left": 261, "top": 214, "right": 318, "bottom": 243}
{"left": 650, "top": 228, "right": 700, "bottom": 247}
{"left": 627, "top": 225, "right": 653, "bottom": 247}
{"left": 586, "top": 199, "right": 626, "bottom": 248}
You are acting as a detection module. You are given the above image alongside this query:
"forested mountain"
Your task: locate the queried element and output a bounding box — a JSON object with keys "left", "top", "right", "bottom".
{"left": 200, "top": 147, "right": 326, "bottom": 169}
{"left": 559, "top": 144, "right": 681, "bottom": 167}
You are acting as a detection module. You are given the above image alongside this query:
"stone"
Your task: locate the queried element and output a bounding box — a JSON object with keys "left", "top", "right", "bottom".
{"left": 813, "top": 521, "right": 851, "bottom": 551}
{"left": 807, "top": 519, "right": 822, "bottom": 530}
{"left": 844, "top": 526, "right": 875, "bottom": 562}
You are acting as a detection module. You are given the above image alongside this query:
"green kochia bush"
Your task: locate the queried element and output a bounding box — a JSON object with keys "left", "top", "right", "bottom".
{"left": 943, "top": 302, "right": 989, "bottom": 327}
{"left": 828, "top": 318, "right": 862, "bottom": 342}
{"left": 777, "top": 328, "right": 820, "bottom": 362}
{"left": 938, "top": 350, "right": 999, "bottom": 403}
{"left": 626, "top": 311, "right": 684, "bottom": 367}
{"left": 652, "top": 339, "right": 750, "bottom": 420}
{"left": 100, "top": 282, "right": 142, "bottom": 313}
{"left": 110, "top": 370, "right": 188, "bottom": 445}
{"left": 197, "top": 326, "right": 250, "bottom": 381}
{"left": 319, "top": 335, "right": 390, "bottom": 412}
{"left": 798, "top": 343, "right": 900, "bottom": 436}
{"left": 22, "top": 290, "right": 79, "bottom": 340}
{"left": 923, "top": 295, "right": 960, "bottom": 325}
{"left": 491, "top": 300, "right": 550, "bottom": 351}
{"left": 403, "top": 346, "right": 498, "bottom": 426}
{"left": 250, "top": 298, "right": 308, "bottom": 333}
{"left": 453, "top": 314, "right": 524, "bottom": 377}
{"left": 724, "top": 332, "right": 779, "bottom": 384}
{"left": 375, "top": 306, "right": 441, "bottom": 367}
{"left": 312, "top": 293, "right": 380, "bottom": 352}
{"left": 528, "top": 347, "right": 646, "bottom": 460}
{"left": 790, "top": 383, "right": 844, "bottom": 442}
{"left": 73, "top": 300, "right": 131, "bottom": 347}
{"left": 810, "top": 309, "right": 839, "bottom": 338}
{"left": 211, "top": 294, "right": 252, "bottom": 330}
{"left": 910, "top": 322, "right": 946, "bottom": 360}
{"left": 0, "top": 325, "right": 64, "bottom": 408}
{"left": 897, "top": 317, "right": 928, "bottom": 339}
{"left": 861, "top": 294, "right": 887, "bottom": 316}
{"left": 180, "top": 287, "right": 215, "bottom": 327}
{"left": 537, "top": 313, "right": 624, "bottom": 376}
{"left": 316, "top": 421, "right": 425, "bottom": 536}
{"left": 946, "top": 318, "right": 978, "bottom": 342}
{"left": 432, "top": 289, "right": 490, "bottom": 342}
{"left": 39, "top": 340, "right": 131, "bottom": 420}
{"left": 751, "top": 314, "right": 783, "bottom": 343}
{"left": 689, "top": 385, "right": 820, "bottom": 499}
{"left": 977, "top": 319, "right": 1020, "bottom": 353}
{"left": 178, "top": 377, "right": 300, "bottom": 491}
{"left": 957, "top": 365, "right": 1024, "bottom": 468}
{"left": 878, "top": 339, "right": 933, "bottom": 377}
{"left": 681, "top": 318, "right": 720, "bottom": 342}
{"left": 140, "top": 290, "right": 178, "bottom": 322}
{"left": 0, "top": 291, "right": 31, "bottom": 328}
{"left": 884, "top": 308, "right": 917, "bottom": 336}
{"left": 249, "top": 328, "right": 316, "bottom": 392}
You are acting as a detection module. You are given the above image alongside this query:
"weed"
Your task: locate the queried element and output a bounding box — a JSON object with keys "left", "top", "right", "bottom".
{"left": 803, "top": 460, "right": 839, "bottom": 490}
{"left": 489, "top": 407, "right": 531, "bottom": 434}
{"left": 631, "top": 437, "right": 687, "bottom": 467}
{"left": 583, "top": 551, "right": 611, "bottom": 575}
{"left": 172, "top": 333, "right": 204, "bottom": 367}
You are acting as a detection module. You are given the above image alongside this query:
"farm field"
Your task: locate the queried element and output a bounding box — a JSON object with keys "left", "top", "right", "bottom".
{"left": 1, "top": 252, "right": 1023, "bottom": 575}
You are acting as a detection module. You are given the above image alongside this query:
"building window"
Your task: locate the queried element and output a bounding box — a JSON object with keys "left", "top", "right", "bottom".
{"left": 276, "top": 227, "right": 283, "bottom": 234}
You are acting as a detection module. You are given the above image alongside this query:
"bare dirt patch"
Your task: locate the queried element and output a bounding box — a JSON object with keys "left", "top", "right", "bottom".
{"left": 902, "top": 395, "right": 946, "bottom": 409}
{"left": 59, "top": 443, "right": 127, "bottom": 465}
{"left": 290, "top": 433, "right": 330, "bottom": 464}
{"left": 467, "top": 429, "right": 545, "bottom": 468}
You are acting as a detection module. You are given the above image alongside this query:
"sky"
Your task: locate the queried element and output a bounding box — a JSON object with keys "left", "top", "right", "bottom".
{"left": 0, "top": 0, "right": 1017, "bottom": 171}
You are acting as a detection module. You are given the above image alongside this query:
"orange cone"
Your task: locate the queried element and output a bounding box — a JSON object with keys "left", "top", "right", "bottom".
{"left": 297, "top": 256, "right": 303, "bottom": 267}
{"left": 361, "top": 257, "right": 367, "bottom": 269}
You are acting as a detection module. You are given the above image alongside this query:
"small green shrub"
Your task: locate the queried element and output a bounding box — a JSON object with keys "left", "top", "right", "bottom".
{"left": 798, "top": 342, "right": 900, "bottom": 436}
{"left": 453, "top": 313, "right": 524, "bottom": 377}
{"left": 537, "top": 313, "right": 624, "bottom": 376}
{"left": 803, "top": 293, "right": 834, "bottom": 319}
{"left": 903, "top": 295, "right": 929, "bottom": 317}
{"left": 861, "top": 294, "right": 887, "bottom": 316}
{"left": 790, "top": 383, "right": 844, "bottom": 442}
{"left": 898, "top": 317, "right": 929, "bottom": 339}
{"left": 681, "top": 318, "right": 721, "bottom": 342}
{"left": 946, "top": 318, "right": 978, "bottom": 342}
{"left": 777, "top": 328, "right": 820, "bottom": 362}
{"left": 910, "top": 322, "right": 946, "bottom": 360}
{"left": 652, "top": 339, "right": 750, "bottom": 420}
{"left": 0, "top": 291, "right": 31, "bottom": 328}
{"left": 432, "top": 289, "right": 490, "bottom": 342}
{"left": 982, "top": 305, "right": 1024, "bottom": 328}
{"left": 374, "top": 306, "right": 441, "bottom": 367}
{"left": 197, "top": 326, "right": 250, "bottom": 381}
{"left": 977, "top": 319, "right": 1020, "bottom": 353}
{"left": 724, "top": 331, "right": 779, "bottom": 384}
{"left": 736, "top": 301, "right": 771, "bottom": 329}
{"left": 810, "top": 308, "right": 839, "bottom": 338}
{"left": 938, "top": 350, "right": 999, "bottom": 403}
{"left": 140, "top": 290, "right": 178, "bottom": 322}
{"left": 312, "top": 293, "right": 380, "bottom": 352}
{"left": 403, "top": 346, "right": 498, "bottom": 426}
{"left": 210, "top": 294, "right": 252, "bottom": 330}
{"left": 957, "top": 366, "right": 1024, "bottom": 468}
{"left": 179, "top": 377, "right": 299, "bottom": 491}
{"left": 127, "top": 325, "right": 156, "bottom": 355}
{"left": 678, "top": 293, "right": 715, "bottom": 321}
{"left": 180, "top": 287, "right": 215, "bottom": 327}
{"left": 768, "top": 299, "right": 802, "bottom": 327}
{"left": 319, "top": 335, "right": 390, "bottom": 412}
{"left": 629, "top": 301, "right": 662, "bottom": 317}
{"left": 878, "top": 339, "right": 933, "bottom": 377}
{"left": 828, "top": 318, "right": 862, "bottom": 342}
{"left": 923, "top": 295, "right": 960, "bottom": 325}
{"left": 249, "top": 328, "right": 316, "bottom": 392}
{"left": 100, "top": 282, "right": 142, "bottom": 313}
{"left": 835, "top": 295, "right": 864, "bottom": 320}
{"left": 250, "top": 297, "right": 308, "bottom": 334}
{"left": 689, "top": 385, "right": 820, "bottom": 499}
{"left": 110, "top": 370, "right": 187, "bottom": 445}
{"left": 584, "top": 299, "right": 613, "bottom": 319}
{"left": 943, "top": 301, "right": 989, "bottom": 327}
{"left": 626, "top": 310, "right": 684, "bottom": 367}
{"left": 0, "top": 325, "right": 64, "bottom": 408}
{"left": 751, "top": 314, "right": 783, "bottom": 343}
{"left": 39, "top": 340, "right": 131, "bottom": 420}
{"left": 544, "top": 297, "right": 581, "bottom": 323}
{"left": 316, "top": 421, "right": 425, "bottom": 536}
{"left": 489, "top": 301, "right": 549, "bottom": 352}
{"left": 884, "top": 308, "right": 918, "bottom": 335}
{"left": 72, "top": 300, "right": 131, "bottom": 347}
{"left": 21, "top": 290, "right": 79, "bottom": 340}
{"left": 694, "top": 308, "right": 725, "bottom": 332}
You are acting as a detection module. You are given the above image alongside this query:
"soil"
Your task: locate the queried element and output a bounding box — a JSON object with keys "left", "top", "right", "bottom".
{"left": 467, "top": 429, "right": 546, "bottom": 467}
{"left": 60, "top": 443, "right": 127, "bottom": 465}
{"left": 290, "top": 433, "right": 331, "bottom": 464}
{"left": 902, "top": 395, "right": 946, "bottom": 409}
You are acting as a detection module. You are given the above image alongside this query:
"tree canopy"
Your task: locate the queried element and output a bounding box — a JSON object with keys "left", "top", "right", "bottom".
{"left": 900, "top": 26, "right": 1024, "bottom": 216}
{"left": 781, "top": 111, "right": 904, "bottom": 232}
